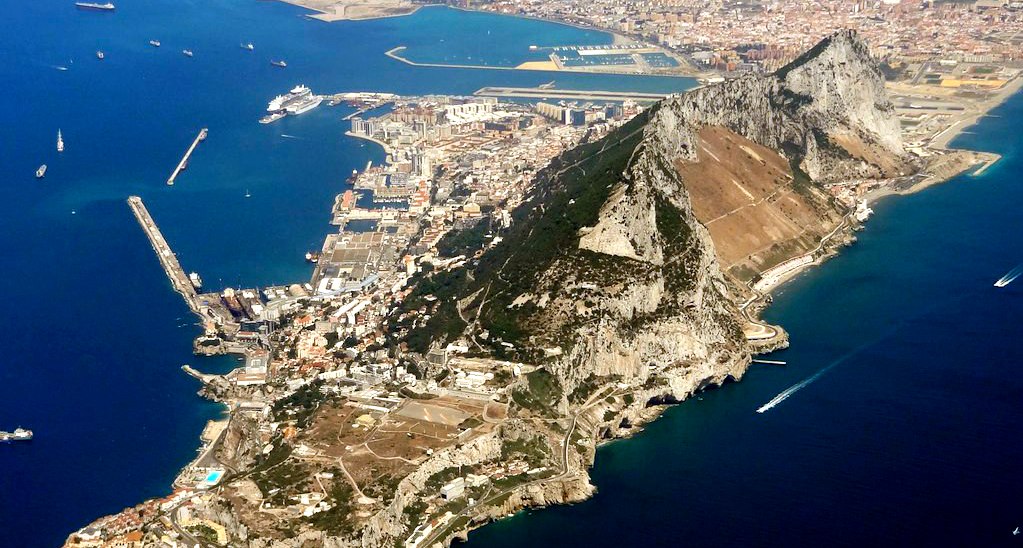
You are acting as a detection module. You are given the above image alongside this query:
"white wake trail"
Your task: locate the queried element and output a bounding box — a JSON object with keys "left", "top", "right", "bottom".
{"left": 994, "top": 264, "right": 1023, "bottom": 287}
{"left": 756, "top": 363, "right": 838, "bottom": 413}
{"left": 757, "top": 283, "right": 983, "bottom": 414}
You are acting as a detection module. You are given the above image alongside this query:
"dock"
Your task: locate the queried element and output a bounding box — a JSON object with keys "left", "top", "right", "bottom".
{"left": 166, "top": 127, "right": 208, "bottom": 186}
{"left": 751, "top": 359, "right": 787, "bottom": 365}
{"left": 128, "top": 196, "right": 201, "bottom": 310}
{"left": 128, "top": 196, "right": 235, "bottom": 331}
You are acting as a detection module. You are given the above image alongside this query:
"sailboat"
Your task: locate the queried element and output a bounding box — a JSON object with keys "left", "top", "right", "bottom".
{"left": 245, "top": 189, "right": 251, "bottom": 198}
{"left": 57, "top": 129, "right": 65, "bottom": 152}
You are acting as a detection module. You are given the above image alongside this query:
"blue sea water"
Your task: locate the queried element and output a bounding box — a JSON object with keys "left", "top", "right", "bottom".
{"left": 462, "top": 93, "right": 1023, "bottom": 546}
{"left": 0, "top": 2, "right": 691, "bottom": 546}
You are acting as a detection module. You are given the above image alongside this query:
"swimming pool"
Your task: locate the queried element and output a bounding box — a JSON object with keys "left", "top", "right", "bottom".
{"left": 204, "top": 470, "right": 224, "bottom": 485}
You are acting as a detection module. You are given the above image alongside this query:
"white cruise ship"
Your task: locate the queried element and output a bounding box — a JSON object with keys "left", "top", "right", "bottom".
{"left": 285, "top": 95, "right": 323, "bottom": 115}
{"left": 264, "top": 85, "right": 321, "bottom": 118}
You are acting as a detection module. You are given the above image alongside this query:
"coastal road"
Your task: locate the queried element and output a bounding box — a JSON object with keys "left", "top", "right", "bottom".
{"left": 739, "top": 216, "right": 850, "bottom": 343}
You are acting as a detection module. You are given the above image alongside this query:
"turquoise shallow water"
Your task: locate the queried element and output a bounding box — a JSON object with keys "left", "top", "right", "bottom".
{"left": 0, "top": 2, "right": 691, "bottom": 546}
{"left": 462, "top": 94, "right": 1023, "bottom": 547}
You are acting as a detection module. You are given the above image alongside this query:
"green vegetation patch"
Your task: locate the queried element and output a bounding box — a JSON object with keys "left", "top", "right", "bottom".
{"left": 436, "top": 217, "right": 491, "bottom": 257}
{"left": 511, "top": 369, "right": 563, "bottom": 415}
{"left": 399, "top": 109, "right": 655, "bottom": 356}
{"left": 500, "top": 435, "right": 551, "bottom": 468}
{"left": 273, "top": 380, "right": 329, "bottom": 428}
{"left": 304, "top": 476, "right": 356, "bottom": 535}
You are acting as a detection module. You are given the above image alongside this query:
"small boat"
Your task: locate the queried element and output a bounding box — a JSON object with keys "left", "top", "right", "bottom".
{"left": 270, "top": 59, "right": 287, "bottom": 68}
{"left": 182, "top": 49, "right": 193, "bottom": 57}
{"left": 149, "top": 39, "right": 161, "bottom": 47}
{"left": 241, "top": 42, "right": 254, "bottom": 51}
{"left": 96, "top": 50, "right": 105, "bottom": 60}
{"left": 36, "top": 165, "right": 47, "bottom": 179}
{"left": 57, "top": 129, "right": 64, "bottom": 152}
{"left": 189, "top": 272, "right": 203, "bottom": 289}
{"left": 198, "top": 127, "right": 208, "bottom": 141}
{"left": 259, "top": 112, "right": 285, "bottom": 124}
{"left": 75, "top": 2, "right": 115, "bottom": 11}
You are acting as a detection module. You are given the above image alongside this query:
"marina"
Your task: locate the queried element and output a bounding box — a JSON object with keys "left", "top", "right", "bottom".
{"left": 166, "top": 127, "right": 208, "bottom": 186}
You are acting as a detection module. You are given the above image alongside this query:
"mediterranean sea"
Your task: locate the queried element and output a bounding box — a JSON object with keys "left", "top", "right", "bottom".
{"left": 0, "top": 2, "right": 691, "bottom": 546}
{"left": 462, "top": 92, "right": 1023, "bottom": 546}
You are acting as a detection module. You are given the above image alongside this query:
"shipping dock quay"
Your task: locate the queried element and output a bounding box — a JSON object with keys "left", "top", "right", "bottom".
{"left": 166, "top": 127, "right": 208, "bottom": 186}
{"left": 128, "top": 196, "right": 234, "bottom": 328}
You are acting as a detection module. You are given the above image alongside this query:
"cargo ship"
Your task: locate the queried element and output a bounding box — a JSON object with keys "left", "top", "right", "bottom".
{"left": 36, "top": 165, "right": 47, "bottom": 179}
{"left": 0, "top": 428, "right": 33, "bottom": 442}
{"left": 270, "top": 59, "right": 287, "bottom": 68}
{"left": 75, "top": 2, "right": 115, "bottom": 10}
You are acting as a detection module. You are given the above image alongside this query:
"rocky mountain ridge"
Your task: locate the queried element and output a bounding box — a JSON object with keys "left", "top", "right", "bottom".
{"left": 421, "top": 29, "right": 908, "bottom": 404}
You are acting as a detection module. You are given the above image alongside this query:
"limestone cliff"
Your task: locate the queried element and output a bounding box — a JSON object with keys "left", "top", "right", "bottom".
{"left": 417, "top": 30, "right": 907, "bottom": 402}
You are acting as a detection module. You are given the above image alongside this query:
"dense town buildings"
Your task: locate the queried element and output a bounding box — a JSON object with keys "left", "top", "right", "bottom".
{"left": 466, "top": 0, "right": 1022, "bottom": 73}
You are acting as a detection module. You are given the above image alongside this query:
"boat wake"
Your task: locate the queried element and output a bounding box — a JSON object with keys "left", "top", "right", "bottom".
{"left": 52, "top": 64, "right": 69, "bottom": 71}
{"left": 755, "top": 291, "right": 976, "bottom": 414}
{"left": 280, "top": 134, "right": 302, "bottom": 140}
{"left": 994, "top": 263, "right": 1023, "bottom": 287}
{"left": 756, "top": 362, "right": 839, "bottom": 413}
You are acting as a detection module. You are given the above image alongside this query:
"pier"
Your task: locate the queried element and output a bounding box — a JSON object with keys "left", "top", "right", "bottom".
{"left": 166, "top": 127, "right": 208, "bottom": 186}
{"left": 128, "top": 196, "right": 201, "bottom": 311}
{"left": 752, "top": 359, "right": 787, "bottom": 365}
{"left": 128, "top": 196, "right": 235, "bottom": 330}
